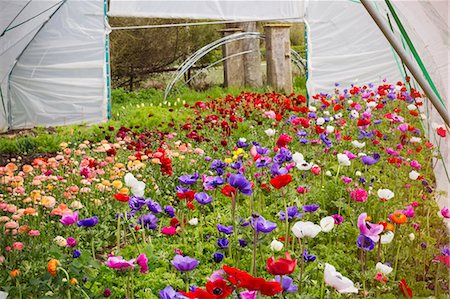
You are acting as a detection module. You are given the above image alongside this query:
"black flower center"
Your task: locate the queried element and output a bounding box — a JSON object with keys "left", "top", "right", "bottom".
{"left": 213, "top": 288, "right": 223, "bottom": 295}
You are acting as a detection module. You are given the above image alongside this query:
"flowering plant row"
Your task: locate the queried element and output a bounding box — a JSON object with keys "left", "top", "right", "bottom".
{"left": 0, "top": 82, "right": 448, "bottom": 298}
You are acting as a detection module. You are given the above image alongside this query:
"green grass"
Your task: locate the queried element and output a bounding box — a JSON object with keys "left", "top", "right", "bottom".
{"left": 0, "top": 78, "right": 306, "bottom": 156}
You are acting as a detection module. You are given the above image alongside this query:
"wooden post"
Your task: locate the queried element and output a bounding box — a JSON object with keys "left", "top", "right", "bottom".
{"left": 218, "top": 28, "right": 245, "bottom": 87}
{"left": 264, "top": 24, "right": 293, "bottom": 93}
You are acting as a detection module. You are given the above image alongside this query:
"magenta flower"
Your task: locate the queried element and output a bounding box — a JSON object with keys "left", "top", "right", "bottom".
{"left": 60, "top": 212, "right": 78, "bottom": 226}
{"left": 350, "top": 188, "right": 368, "bottom": 202}
{"left": 440, "top": 207, "right": 450, "bottom": 219}
{"left": 358, "top": 213, "right": 384, "bottom": 242}
{"left": 105, "top": 256, "right": 135, "bottom": 270}
{"left": 136, "top": 254, "right": 148, "bottom": 273}
{"left": 403, "top": 206, "right": 415, "bottom": 218}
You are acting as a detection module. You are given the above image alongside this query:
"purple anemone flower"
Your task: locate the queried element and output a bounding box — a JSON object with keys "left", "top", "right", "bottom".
{"left": 203, "top": 176, "right": 224, "bottom": 189}
{"left": 357, "top": 234, "right": 375, "bottom": 251}
{"left": 194, "top": 192, "right": 213, "bottom": 205}
{"left": 213, "top": 252, "right": 224, "bottom": 263}
{"left": 179, "top": 173, "right": 199, "bottom": 185}
{"left": 147, "top": 199, "right": 162, "bottom": 213}
{"left": 251, "top": 215, "right": 277, "bottom": 233}
{"left": 164, "top": 205, "right": 175, "bottom": 218}
{"left": 217, "top": 238, "right": 229, "bottom": 249}
{"left": 273, "top": 148, "right": 292, "bottom": 164}
{"left": 256, "top": 156, "right": 272, "bottom": 168}
{"left": 171, "top": 255, "right": 199, "bottom": 272}
{"left": 303, "top": 249, "right": 316, "bottom": 262}
{"left": 270, "top": 163, "right": 288, "bottom": 177}
{"left": 128, "top": 196, "right": 148, "bottom": 212}
{"left": 210, "top": 160, "right": 227, "bottom": 175}
{"left": 159, "top": 286, "right": 186, "bottom": 299}
{"left": 237, "top": 139, "right": 249, "bottom": 148}
{"left": 275, "top": 275, "right": 298, "bottom": 293}
{"left": 138, "top": 213, "right": 158, "bottom": 230}
{"left": 77, "top": 216, "right": 98, "bottom": 227}
{"left": 228, "top": 174, "right": 252, "bottom": 196}
{"left": 320, "top": 134, "right": 333, "bottom": 148}
{"left": 303, "top": 204, "right": 320, "bottom": 213}
{"left": 279, "top": 206, "right": 304, "bottom": 221}
{"left": 256, "top": 147, "right": 270, "bottom": 155}
{"left": 361, "top": 152, "right": 381, "bottom": 166}
{"left": 217, "top": 224, "right": 233, "bottom": 235}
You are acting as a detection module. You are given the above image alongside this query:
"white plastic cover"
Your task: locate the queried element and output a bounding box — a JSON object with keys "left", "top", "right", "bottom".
{"left": 0, "top": 0, "right": 62, "bottom": 132}
{"left": 109, "top": 0, "right": 304, "bottom": 21}
{"left": 0, "top": 0, "right": 108, "bottom": 132}
{"left": 388, "top": 0, "right": 449, "bottom": 215}
{"left": 304, "top": 0, "right": 403, "bottom": 95}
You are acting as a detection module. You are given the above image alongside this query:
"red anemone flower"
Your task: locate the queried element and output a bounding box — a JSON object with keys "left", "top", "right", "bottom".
{"left": 205, "top": 280, "right": 233, "bottom": 299}
{"left": 113, "top": 193, "right": 129, "bottom": 202}
{"left": 399, "top": 279, "right": 413, "bottom": 298}
{"left": 270, "top": 174, "right": 292, "bottom": 190}
{"left": 266, "top": 252, "right": 297, "bottom": 275}
{"left": 221, "top": 185, "right": 236, "bottom": 198}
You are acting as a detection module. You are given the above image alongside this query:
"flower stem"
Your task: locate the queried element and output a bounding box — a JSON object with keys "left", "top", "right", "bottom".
{"left": 298, "top": 238, "right": 304, "bottom": 294}
{"left": 91, "top": 234, "right": 96, "bottom": 260}
{"left": 252, "top": 231, "right": 258, "bottom": 276}
{"left": 116, "top": 212, "right": 121, "bottom": 251}
{"left": 283, "top": 189, "right": 289, "bottom": 248}
{"left": 16, "top": 278, "right": 22, "bottom": 299}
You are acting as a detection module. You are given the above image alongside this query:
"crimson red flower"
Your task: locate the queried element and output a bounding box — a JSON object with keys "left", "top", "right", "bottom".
{"left": 438, "top": 255, "right": 450, "bottom": 267}
{"left": 275, "top": 134, "right": 292, "bottom": 148}
{"left": 399, "top": 279, "right": 413, "bottom": 298}
{"left": 260, "top": 281, "right": 283, "bottom": 296}
{"left": 266, "top": 252, "right": 297, "bottom": 275}
{"left": 177, "top": 190, "right": 196, "bottom": 201}
{"left": 180, "top": 288, "right": 215, "bottom": 299}
{"left": 113, "top": 193, "right": 129, "bottom": 202}
{"left": 221, "top": 185, "right": 236, "bottom": 198}
{"left": 270, "top": 174, "right": 292, "bottom": 190}
{"left": 205, "top": 280, "right": 232, "bottom": 299}
{"left": 436, "top": 127, "right": 447, "bottom": 138}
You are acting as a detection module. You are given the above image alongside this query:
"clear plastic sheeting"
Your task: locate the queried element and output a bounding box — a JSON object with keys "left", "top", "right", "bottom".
{"left": 387, "top": 0, "right": 449, "bottom": 217}
{"left": 109, "top": 0, "right": 304, "bottom": 22}
{"left": 304, "top": 0, "right": 403, "bottom": 96}
{"left": 0, "top": 0, "right": 62, "bottom": 132}
{"left": 0, "top": 0, "right": 108, "bottom": 132}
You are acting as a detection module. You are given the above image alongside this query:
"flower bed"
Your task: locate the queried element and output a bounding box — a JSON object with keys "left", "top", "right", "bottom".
{"left": 0, "top": 82, "right": 448, "bottom": 298}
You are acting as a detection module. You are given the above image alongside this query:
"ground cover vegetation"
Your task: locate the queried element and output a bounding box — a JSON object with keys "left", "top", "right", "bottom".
{"left": 0, "top": 81, "right": 449, "bottom": 298}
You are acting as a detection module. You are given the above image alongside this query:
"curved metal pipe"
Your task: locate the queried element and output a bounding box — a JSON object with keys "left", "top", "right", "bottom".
{"left": 164, "top": 32, "right": 307, "bottom": 100}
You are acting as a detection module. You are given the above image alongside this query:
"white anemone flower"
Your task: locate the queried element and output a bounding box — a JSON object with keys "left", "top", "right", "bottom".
{"left": 376, "top": 262, "right": 393, "bottom": 275}
{"left": 291, "top": 221, "right": 321, "bottom": 238}
{"left": 380, "top": 231, "right": 394, "bottom": 244}
{"left": 124, "top": 173, "right": 146, "bottom": 197}
{"left": 270, "top": 239, "right": 284, "bottom": 252}
{"left": 409, "top": 170, "right": 420, "bottom": 180}
{"left": 324, "top": 263, "right": 358, "bottom": 294}
{"left": 317, "top": 117, "right": 325, "bottom": 126}
{"left": 320, "top": 216, "right": 335, "bottom": 232}
{"left": 337, "top": 154, "right": 351, "bottom": 166}
{"left": 352, "top": 140, "right": 366, "bottom": 148}
{"left": 377, "top": 189, "right": 394, "bottom": 200}
{"left": 264, "top": 128, "right": 276, "bottom": 137}
{"left": 292, "top": 152, "right": 305, "bottom": 164}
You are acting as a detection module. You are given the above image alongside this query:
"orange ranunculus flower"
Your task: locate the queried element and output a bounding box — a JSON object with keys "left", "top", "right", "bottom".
{"left": 51, "top": 203, "right": 73, "bottom": 216}
{"left": 10, "top": 269, "right": 20, "bottom": 278}
{"left": 70, "top": 278, "right": 78, "bottom": 285}
{"left": 391, "top": 211, "right": 407, "bottom": 225}
{"left": 48, "top": 259, "right": 60, "bottom": 276}
{"left": 24, "top": 207, "right": 36, "bottom": 215}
